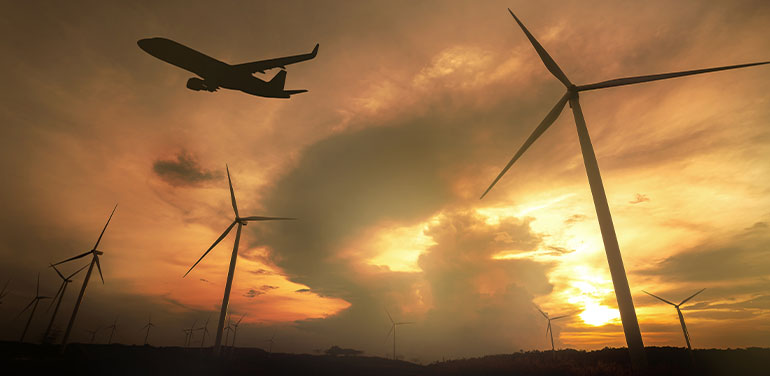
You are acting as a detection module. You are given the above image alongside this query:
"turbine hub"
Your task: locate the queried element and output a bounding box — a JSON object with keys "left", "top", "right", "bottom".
{"left": 94, "top": 250, "right": 104, "bottom": 255}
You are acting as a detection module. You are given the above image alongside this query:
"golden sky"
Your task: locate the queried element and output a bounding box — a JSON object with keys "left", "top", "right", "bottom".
{"left": 1, "top": 0, "right": 769, "bottom": 361}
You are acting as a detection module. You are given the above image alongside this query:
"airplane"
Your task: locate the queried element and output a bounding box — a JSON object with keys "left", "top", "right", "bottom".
{"left": 137, "top": 37, "right": 318, "bottom": 98}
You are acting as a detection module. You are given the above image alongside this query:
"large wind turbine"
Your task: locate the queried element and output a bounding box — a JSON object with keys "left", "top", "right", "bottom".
{"left": 385, "top": 310, "right": 413, "bottom": 361}
{"left": 481, "top": 9, "right": 769, "bottom": 370}
{"left": 184, "top": 319, "right": 198, "bottom": 347}
{"left": 84, "top": 327, "right": 101, "bottom": 344}
{"left": 265, "top": 331, "right": 276, "bottom": 354}
{"left": 43, "top": 264, "right": 88, "bottom": 341}
{"left": 643, "top": 288, "right": 705, "bottom": 353}
{"left": 535, "top": 305, "right": 569, "bottom": 354}
{"left": 183, "top": 165, "right": 295, "bottom": 355}
{"left": 52, "top": 204, "right": 117, "bottom": 347}
{"left": 18, "top": 273, "right": 51, "bottom": 342}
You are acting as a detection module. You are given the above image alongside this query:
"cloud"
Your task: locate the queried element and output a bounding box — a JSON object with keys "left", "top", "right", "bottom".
{"left": 244, "top": 285, "right": 279, "bottom": 298}
{"left": 636, "top": 222, "right": 770, "bottom": 282}
{"left": 295, "top": 288, "right": 311, "bottom": 293}
{"left": 152, "top": 151, "right": 220, "bottom": 187}
{"left": 629, "top": 193, "right": 650, "bottom": 204}
{"left": 564, "top": 214, "right": 588, "bottom": 224}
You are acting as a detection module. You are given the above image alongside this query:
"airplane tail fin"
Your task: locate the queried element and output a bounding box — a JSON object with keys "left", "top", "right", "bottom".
{"left": 268, "top": 70, "right": 308, "bottom": 97}
{"left": 268, "top": 70, "right": 288, "bottom": 89}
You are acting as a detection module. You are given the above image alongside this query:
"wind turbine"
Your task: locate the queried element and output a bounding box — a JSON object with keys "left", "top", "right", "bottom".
{"left": 141, "top": 314, "right": 154, "bottom": 346}
{"left": 183, "top": 165, "right": 295, "bottom": 354}
{"left": 199, "top": 314, "right": 211, "bottom": 348}
{"left": 18, "top": 273, "right": 51, "bottom": 342}
{"left": 223, "top": 314, "right": 233, "bottom": 349}
{"left": 184, "top": 319, "right": 197, "bottom": 347}
{"left": 43, "top": 263, "right": 89, "bottom": 341}
{"left": 51, "top": 204, "right": 117, "bottom": 347}
{"left": 266, "top": 331, "right": 276, "bottom": 354}
{"left": 0, "top": 280, "right": 9, "bottom": 305}
{"left": 105, "top": 317, "right": 118, "bottom": 344}
{"left": 84, "top": 327, "right": 101, "bottom": 344}
{"left": 230, "top": 313, "right": 246, "bottom": 347}
{"left": 643, "top": 288, "right": 705, "bottom": 353}
{"left": 535, "top": 305, "right": 570, "bottom": 354}
{"left": 480, "top": 9, "right": 769, "bottom": 370}
{"left": 385, "top": 309, "right": 413, "bottom": 361}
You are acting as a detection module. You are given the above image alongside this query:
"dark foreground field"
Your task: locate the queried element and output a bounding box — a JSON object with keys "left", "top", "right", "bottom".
{"left": 2, "top": 341, "right": 767, "bottom": 376}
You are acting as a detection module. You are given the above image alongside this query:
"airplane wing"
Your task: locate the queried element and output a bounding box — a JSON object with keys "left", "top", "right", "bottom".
{"left": 233, "top": 44, "right": 319, "bottom": 74}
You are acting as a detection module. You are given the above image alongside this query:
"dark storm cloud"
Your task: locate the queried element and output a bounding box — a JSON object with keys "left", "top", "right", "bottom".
{"left": 152, "top": 151, "right": 220, "bottom": 187}
{"left": 637, "top": 221, "right": 770, "bottom": 282}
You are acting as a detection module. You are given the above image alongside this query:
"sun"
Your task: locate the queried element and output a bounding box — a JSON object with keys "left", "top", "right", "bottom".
{"left": 579, "top": 301, "right": 620, "bottom": 326}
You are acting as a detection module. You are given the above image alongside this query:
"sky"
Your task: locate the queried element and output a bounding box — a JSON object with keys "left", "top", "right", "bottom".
{"left": 1, "top": 0, "right": 769, "bottom": 362}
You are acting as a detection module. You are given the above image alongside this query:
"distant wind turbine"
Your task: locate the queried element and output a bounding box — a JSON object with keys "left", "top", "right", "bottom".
{"left": 18, "top": 273, "right": 51, "bottom": 342}
{"left": 43, "top": 263, "right": 88, "bottom": 341}
{"left": 266, "top": 331, "right": 276, "bottom": 354}
{"left": 199, "top": 314, "right": 212, "bottom": 348}
{"left": 535, "top": 305, "right": 570, "bottom": 354}
{"left": 51, "top": 204, "right": 117, "bottom": 347}
{"left": 0, "top": 280, "right": 9, "bottom": 305}
{"left": 184, "top": 319, "right": 198, "bottom": 347}
{"left": 84, "top": 327, "right": 101, "bottom": 344}
{"left": 480, "top": 8, "right": 769, "bottom": 370}
{"left": 183, "top": 165, "right": 295, "bottom": 354}
{"left": 141, "top": 314, "right": 155, "bottom": 345}
{"left": 385, "top": 309, "right": 414, "bottom": 361}
{"left": 643, "top": 288, "right": 705, "bottom": 353}
{"left": 230, "top": 313, "right": 246, "bottom": 347}
{"left": 223, "top": 314, "right": 233, "bottom": 348}
{"left": 106, "top": 317, "right": 118, "bottom": 344}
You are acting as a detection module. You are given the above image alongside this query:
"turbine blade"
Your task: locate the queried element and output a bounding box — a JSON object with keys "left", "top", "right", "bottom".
{"left": 679, "top": 288, "right": 706, "bottom": 306}
{"left": 577, "top": 61, "right": 770, "bottom": 92}
{"left": 480, "top": 92, "right": 569, "bottom": 199}
{"left": 35, "top": 273, "right": 40, "bottom": 296}
{"left": 241, "top": 216, "right": 297, "bottom": 221}
{"left": 546, "top": 321, "right": 551, "bottom": 338}
{"left": 94, "top": 255, "right": 104, "bottom": 284}
{"left": 508, "top": 9, "right": 572, "bottom": 87}
{"left": 237, "top": 313, "right": 246, "bottom": 324}
{"left": 396, "top": 322, "right": 415, "bottom": 325}
{"left": 550, "top": 314, "right": 570, "bottom": 320}
{"left": 17, "top": 298, "right": 36, "bottom": 318}
{"left": 52, "top": 250, "right": 92, "bottom": 266}
{"left": 94, "top": 204, "right": 118, "bottom": 250}
{"left": 385, "top": 309, "right": 394, "bottom": 324}
{"left": 183, "top": 221, "right": 236, "bottom": 277}
{"left": 384, "top": 325, "right": 394, "bottom": 342}
{"left": 50, "top": 263, "right": 66, "bottom": 280}
{"left": 46, "top": 282, "right": 65, "bottom": 312}
{"left": 535, "top": 305, "right": 548, "bottom": 319}
{"left": 226, "top": 165, "right": 239, "bottom": 217}
{"left": 643, "top": 290, "right": 676, "bottom": 306}
{"left": 67, "top": 264, "right": 90, "bottom": 279}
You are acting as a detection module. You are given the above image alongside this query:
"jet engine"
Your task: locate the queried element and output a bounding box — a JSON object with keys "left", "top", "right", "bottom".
{"left": 186, "top": 77, "right": 217, "bottom": 92}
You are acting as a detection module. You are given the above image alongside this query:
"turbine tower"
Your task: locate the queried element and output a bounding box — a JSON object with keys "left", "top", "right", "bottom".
{"left": 535, "top": 305, "right": 570, "bottom": 354}
{"left": 184, "top": 319, "right": 197, "bottom": 347}
{"left": 18, "top": 273, "right": 51, "bottom": 342}
{"left": 385, "top": 309, "right": 413, "bottom": 361}
{"left": 141, "top": 314, "right": 154, "bottom": 346}
{"left": 643, "top": 288, "right": 705, "bottom": 353}
{"left": 43, "top": 264, "right": 88, "bottom": 341}
{"left": 183, "top": 165, "right": 295, "bottom": 355}
{"left": 52, "top": 204, "right": 117, "bottom": 348}
{"left": 481, "top": 9, "right": 769, "bottom": 370}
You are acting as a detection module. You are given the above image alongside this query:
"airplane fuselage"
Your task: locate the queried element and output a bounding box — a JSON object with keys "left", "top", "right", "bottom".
{"left": 137, "top": 38, "right": 305, "bottom": 98}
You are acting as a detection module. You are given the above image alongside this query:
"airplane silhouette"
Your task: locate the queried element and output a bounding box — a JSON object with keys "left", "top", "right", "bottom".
{"left": 137, "top": 37, "right": 318, "bottom": 98}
